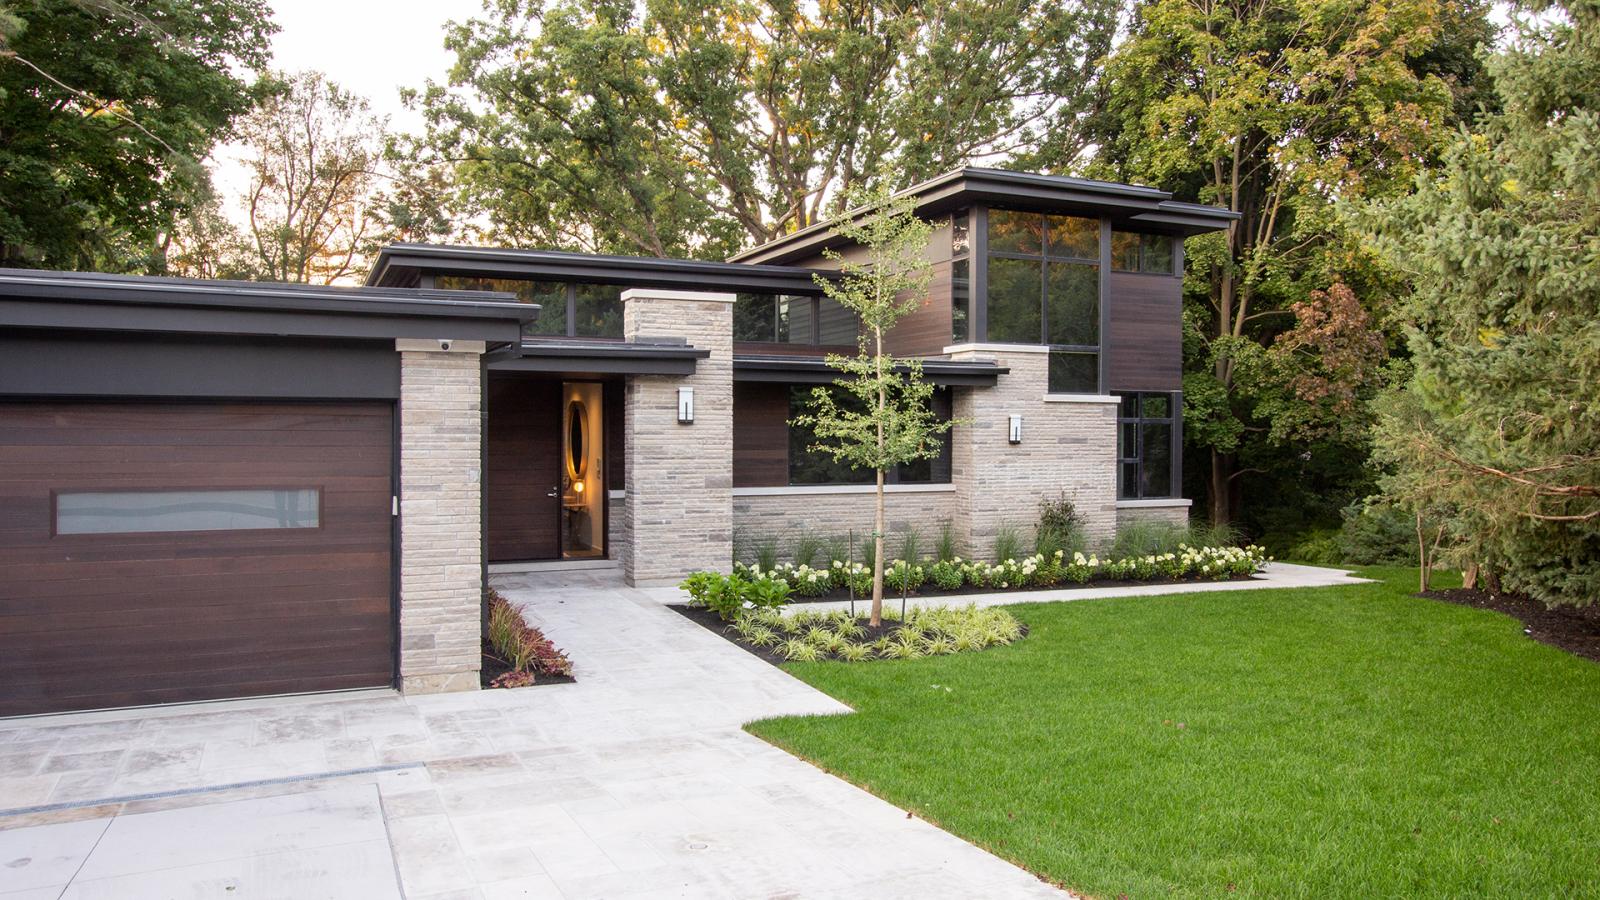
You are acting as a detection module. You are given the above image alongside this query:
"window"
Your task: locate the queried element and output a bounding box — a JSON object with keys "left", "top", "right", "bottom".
{"left": 1115, "top": 392, "right": 1176, "bottom": 499}
{"left": 985, "top": 209, "right": 1102, "bottom": 392}
{"left": 733, "top": 294, "right": 859, "bottom": 346}
{"left": 951, "top": 213, "right": 971, "bottom": 343}
{"left": 786, "top": 385, "right": 952, "bottom": 485}
{"left": 433, "top": 276, "right": 623, "bottom": 338}
{"left": 56, "top": 489, "right": 321, "bottom": 534}
{"left": 1111, "top": 232, "right": 1174, "bottom": 274}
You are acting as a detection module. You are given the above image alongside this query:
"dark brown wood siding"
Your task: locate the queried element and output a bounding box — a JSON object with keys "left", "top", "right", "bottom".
{"left": 733, "top": 382, "right": 791, "bottom": 488}
{"left": 884, "top": 259, "right": 954, "bottom": 358}
{"left": 486, "top": 377, "right": 562, "bottom": 562}
{"left": 1108, "top": 271, "right": 1183, "bottom": 391}
{"left": 0, "top": 401, "right": 395, "bottom": 717}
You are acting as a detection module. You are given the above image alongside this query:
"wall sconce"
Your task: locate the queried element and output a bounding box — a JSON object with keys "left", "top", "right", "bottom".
{"left": 1008, "top": 414, "right": 1023, "bottom": 445}
{"left": 677, "top": 387, "right": 695, "bottom": 424}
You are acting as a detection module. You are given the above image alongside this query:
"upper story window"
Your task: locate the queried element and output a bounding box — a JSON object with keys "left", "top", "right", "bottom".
{"left": 734, "top": 294, "right": 860, "bottom": 346}
{"left": 1116, "top": 391, "right": 1176, "bottom": 499}
{"left": 434, "top": 275, "right": 623, "bottom": 339}
{"left": 1111, "top": 231, "right": 1174, "bottom": 274}
{"left": 985, "top": 209, "right": 1100, "bottom": 393}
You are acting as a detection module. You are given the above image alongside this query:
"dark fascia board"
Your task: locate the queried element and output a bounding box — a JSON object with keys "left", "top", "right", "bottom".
{"left": 0, "top": 268, "right": 535, "bottom": 343}
{"left": 730, "top": 166, "right": 1240, "bottom": 265}
{"left": 734, "top": 353, "right": 1007, "bottom": 387}
{"left": 368, "top": 243, "right": 835, "bottom": 296}
{"left": 487, "top": 338, "right": 710, "bottom": 376}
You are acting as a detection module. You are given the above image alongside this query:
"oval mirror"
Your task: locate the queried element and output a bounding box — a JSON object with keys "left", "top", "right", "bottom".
{"left": 567, "top": 400, "right": 587, "bottom": 480}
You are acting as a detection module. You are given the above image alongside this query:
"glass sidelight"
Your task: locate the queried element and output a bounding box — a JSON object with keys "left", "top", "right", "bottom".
{"left": 560, "top": 382, "right": 605, "bottom": 558}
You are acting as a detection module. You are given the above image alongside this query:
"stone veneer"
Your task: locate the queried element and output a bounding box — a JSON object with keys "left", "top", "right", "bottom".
{"left": 947, "top": 345, "right": 1119, "bottom": 557}
{"left": 732, "top": 487, "right": 959, "bottom": 561}
{"left": 620, "top": 289, "right": 736, "bottom": 586}
{"left": 1116, "top": 502, "right": 1192, "bottom": 530}
{"left": 396, "top": 340, "right": 485, "bottom": 694}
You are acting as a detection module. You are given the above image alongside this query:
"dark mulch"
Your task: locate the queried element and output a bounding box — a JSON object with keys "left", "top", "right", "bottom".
{"left": 1421, "top": 587, "right": 1600, "bottom": 665}
{"left": 778, "top": 573, "right": 1256, "bottom": 605}
{"left": 668, "top": 603, "right": 1030, "bottom": 669}
{"left": 479, "top": 640, "right": 578, "bottom": 688}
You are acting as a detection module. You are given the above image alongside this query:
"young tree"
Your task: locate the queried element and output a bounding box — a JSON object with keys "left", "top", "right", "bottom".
{"left": 1366, "top": 0, "right": 1600, "bottom": 607}
{"left": 0, "top": 0, "right": 273, "bottom": 270}
{"left": 791, "top": 186, "right": 952, "bottom": 626}
{"left": 1077, "top": 0, "right": 1496, "bottom": 530}
{"left": 411, "top": 0, "right": 1119, "bottom": 258}
{"left": 236, "top": 71, "right": 389, "bottom": 284}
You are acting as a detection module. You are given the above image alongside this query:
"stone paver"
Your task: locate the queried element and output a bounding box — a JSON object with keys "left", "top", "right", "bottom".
{"left": 1, "top": 566, "right": 1082, "bottom": 898}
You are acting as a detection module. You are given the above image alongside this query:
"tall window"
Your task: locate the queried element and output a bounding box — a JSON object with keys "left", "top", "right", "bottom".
{"left": 786, "top": 385, "right": 952, "bottom": 485}
{"left": 734, "top": 294, "right": 859, "bottom": 346}
{"left": 985, "top": 209, "right": 1100, "bottom": 393}
{"left": 434, "top": 276, "right": 622, "bottom": 338}
{"left": 951, "top": 212, "right": 971, "bottom": 343}
{"left": 1111, "top": 231, "right": 1174, "bottom": 274}
{"left": 1116, "top": 392, "right": 1176, "bottom": 499}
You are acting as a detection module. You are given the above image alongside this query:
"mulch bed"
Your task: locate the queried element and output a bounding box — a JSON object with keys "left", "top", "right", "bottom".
{"left": 479, "top": 640, "right": 577, "bottom": 688}
{"left": 1421, "top": 587, "right": 1600, "bottom": 665}
{"left": 778, "top": 573, "right": 1256, "bottom": 605}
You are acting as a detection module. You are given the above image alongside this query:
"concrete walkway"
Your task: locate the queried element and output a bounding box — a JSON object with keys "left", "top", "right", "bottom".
{"left": 1, "top": 567, "right": 1080, "bottom": 899}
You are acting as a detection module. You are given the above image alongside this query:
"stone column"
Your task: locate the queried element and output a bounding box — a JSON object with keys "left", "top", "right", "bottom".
{"left": 396, "top": 339, "right": 486, "bottom": 694}
{"left": 947, "top": 345, "right": 1119, "bottom": 557}
{"left": 620, "top": 289, "right": 736, "bottom": 586}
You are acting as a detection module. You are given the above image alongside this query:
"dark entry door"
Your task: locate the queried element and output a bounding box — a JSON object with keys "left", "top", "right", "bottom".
{"left": 0, "top": 401, "right": 395, "bottom": 717}
{"left": 486, "top": 378, "right": 562, "bottom": 562}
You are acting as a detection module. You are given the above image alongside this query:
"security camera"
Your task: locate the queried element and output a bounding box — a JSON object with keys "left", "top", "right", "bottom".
{"left": 438, "top": 340, "right": 452, "bottom": 351}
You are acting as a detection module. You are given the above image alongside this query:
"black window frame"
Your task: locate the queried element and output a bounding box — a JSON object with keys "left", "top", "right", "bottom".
{"left": 785, "top": 384, "right": 953, "bottom": 486}
{"left": 1115, "top": 391, "right": 1181, "bottom": 500}
{"left": 980, "top": 208, "right": 1104, "bottom": 393}
{"left": 1111, "top": 231, "right": 1176, "bottom": 274}
{"left": 733, "top": 293, "right": 860, "bottom": 347}
{"left": 433, "top": 274, "right": 624, "bottom": 339}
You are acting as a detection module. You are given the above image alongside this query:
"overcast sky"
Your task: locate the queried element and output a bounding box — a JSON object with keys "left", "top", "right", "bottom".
{"left": 211, "top": 0, "right": 484, "bottom": 216}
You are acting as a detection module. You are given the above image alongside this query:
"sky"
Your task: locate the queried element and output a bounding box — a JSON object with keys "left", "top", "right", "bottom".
{"left": 210, "top": 0, "right": 484, "bottom": 218}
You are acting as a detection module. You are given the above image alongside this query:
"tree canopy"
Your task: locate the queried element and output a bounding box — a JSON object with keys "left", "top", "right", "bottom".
{"left": 410, "top": 0, "right": 1120, "bottom": 258}
{"left": 1367, "top": 0, "right": 1600, "bottom": 606}
{"left": 0, "top": 0, "right": 274, "bottom": 270}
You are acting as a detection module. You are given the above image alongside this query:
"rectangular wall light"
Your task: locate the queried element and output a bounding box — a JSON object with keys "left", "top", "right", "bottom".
{"left": 1008, "top": 414, "right": 1023, "bottom": 444}
{"left": 677, "top": 387, "right": 695, "bottom": 424}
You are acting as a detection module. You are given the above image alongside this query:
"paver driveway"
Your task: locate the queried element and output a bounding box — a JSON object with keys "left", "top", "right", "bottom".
{"left": 0, "top": 567, "right": 1069, "bottom": 899}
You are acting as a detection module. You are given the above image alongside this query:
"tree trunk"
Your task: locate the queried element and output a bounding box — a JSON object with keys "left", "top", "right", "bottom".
{"left": 871, "top": 467, "right": 885, "bottom": 627}
{"left": 1463, "top": 563, "right": 1479, "bottom": 590}
{"left": 1416, "top": 511, "right": 1431, "bottom": 593}
{"left": 1210, "top": 450, "right": 1234, "bottom": 526}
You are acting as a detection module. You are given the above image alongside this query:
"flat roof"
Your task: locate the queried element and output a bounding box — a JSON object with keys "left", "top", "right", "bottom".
{"left": 367, "top": 243, "right": 833, "bottom": 296}
{"left": 0, "top": 268, "right": 535, "bottom": 343}
{"left": 730, "top": 166, "right": 1240, "bottom": 265}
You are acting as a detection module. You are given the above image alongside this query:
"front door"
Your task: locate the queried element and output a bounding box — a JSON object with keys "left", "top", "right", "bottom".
{"left": 487, "top": 377, "right": 562, "bottom": 562}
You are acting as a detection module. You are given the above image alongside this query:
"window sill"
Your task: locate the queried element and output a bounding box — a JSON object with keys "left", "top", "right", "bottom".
{"left": 943, "top": 342, "right": 1051, "bottom": 355}
{"left": 1041, "top": 393, "right": 1121, "bottom": 404}
{"left": 733, "top": 484, "right": 957, "bottom": 497}
{"left": 1115, "top": 498, "right": 1192, "bottom": 508}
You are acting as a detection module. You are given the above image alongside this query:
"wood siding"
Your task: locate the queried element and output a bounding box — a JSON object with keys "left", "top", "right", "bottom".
{"left": 0, "top": 401, "right": 395, "bottom": 716}
{"left": 884, "top": 259, "right": 954, "bottom": 358}
{"left": 733, "top": 382, "right": 790, "bottom": 488}
{"left": 1107, "top": 271, "right": 1183, "bottom": 391}
{"left": 486, "top": 377, "right": 562, "bottom": 562}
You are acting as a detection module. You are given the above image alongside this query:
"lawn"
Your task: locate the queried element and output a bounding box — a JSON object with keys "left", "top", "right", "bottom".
{"left": 746, "top": 567, "right": 1600, "bottom": 898}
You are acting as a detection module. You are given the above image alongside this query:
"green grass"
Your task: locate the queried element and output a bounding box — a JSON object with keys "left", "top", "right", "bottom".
{"left": 746, "top": 568, "right": 1600, "bottom": 898}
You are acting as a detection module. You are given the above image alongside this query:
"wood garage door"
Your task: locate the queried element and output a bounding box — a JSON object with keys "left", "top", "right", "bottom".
{"left": 0, "top": 402, "right": 396, "bottom": 717}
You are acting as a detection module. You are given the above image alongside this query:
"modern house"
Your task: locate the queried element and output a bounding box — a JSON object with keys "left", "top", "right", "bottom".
{"left": 0, "top": 167, "right": 1235, "bottom": 716}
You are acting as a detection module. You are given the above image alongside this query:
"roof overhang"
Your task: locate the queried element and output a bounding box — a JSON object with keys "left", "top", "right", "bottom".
{"left": 369, "top": 243, "right": 834, "bottom": 297}
{"left": 734, "top": 354, "right": 1007, "bottom": 387}
{"left": 731, "top": 167, "right": 1240, "bottom": 265}
{"left": 0, "top": 268, "right": 534, "bottom": 344}
{"left": 488, "top": 339, "right": 710, "bottom": 376}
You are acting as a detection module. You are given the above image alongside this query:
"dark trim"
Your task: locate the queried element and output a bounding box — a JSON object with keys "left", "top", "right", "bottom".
{"left": 390, "top": 398, "right": 404, "bottom": 691}
{"left": 1173, "top": 389, "right": 1185, "bottom": 503}
{"left": 971, "top": 206, "right": 989, "bottom": 343}
{"left": 1098, "top": 218, "right": 1112, "bottom": 394}
{"left": 731, "top": 166, "right": 1239, "bottom": 265}
{"left": 487, "top": 340, "right": 708, "bottom": 376}
{"left": 734, "top": 354, "right": 1006, "bottom": 386}
{"left": 369, "top": 244, "right": 834, "bottom": 296}
{"left": 478, "top": 352, "right": 490, "bottom": 644}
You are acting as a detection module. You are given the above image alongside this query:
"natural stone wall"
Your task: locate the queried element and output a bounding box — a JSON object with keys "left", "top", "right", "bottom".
{"left": 1116, "top": 503, "right": 1192, "bottom": 531}
{"left": 948, "top": 347, "right": 1119, "bottom": 557}
{"left": 732, "top": 488, "right": 959, "bottom": 562}
{"left": 621, "top": 290, "right": 735, "bottom": 585}
{"left": 397, "top": 343, "right": 485, "bottom": 694}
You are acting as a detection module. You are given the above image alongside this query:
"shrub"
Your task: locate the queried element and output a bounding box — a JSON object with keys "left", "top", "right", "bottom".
{"left": 485, "top": 590, "right": 573, "bottom": 685}
{"left": 1110, "top": 520, "right": 1189, "bottom": 558}
{"left": 929, "top": 558, "right": 964, "bottom": 591}
{"left": 679, "top": 570, "right": 791, "bottom": 621}
{"left": 753, "top": 536, "right": 780, "bottom": 572}
{"left": 1286, "top": 527, "right": 1344, "bottom": 565}
{"left": 898, "top": 527, "right": 922, "bottom": 566}
{"left": 1337, "top": 498, "right": 1415, "bottom": 565}
{"left": 1035, "top": 493, "right": 1087, "bottom": 557}
{"left": 935, "top": 520, "right": 961, "bottom": 562}
{"left": 792, "top": 532, "right": 824, "bottom": 568}
{"left": 884, "top": 559, "right": 926, "bottom": 593}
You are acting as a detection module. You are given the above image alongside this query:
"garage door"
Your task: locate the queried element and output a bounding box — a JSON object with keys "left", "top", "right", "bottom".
{"left": 0, "top": 402, "right": 396, "bottom": 717}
